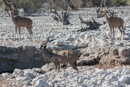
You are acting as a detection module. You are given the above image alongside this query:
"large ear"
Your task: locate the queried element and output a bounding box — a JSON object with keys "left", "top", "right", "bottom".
{"left": 8, "top": 10, "right": 12, "bottom": 14}
{"left": 13, "top": 9, "right": 16, "bottom": 12}
{"left": 100, "top": 11, "right": 103, "bottom": 13}
{"left": 106, "top": 11, "right": 108, "bottom": 13}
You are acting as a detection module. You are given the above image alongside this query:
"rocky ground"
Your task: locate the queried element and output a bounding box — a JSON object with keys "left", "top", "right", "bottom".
{"left": 0, "top": 65, "right": 130, "bottom": 87}
{"left": 0, "top": 6, "right": 130, "bottom": 87}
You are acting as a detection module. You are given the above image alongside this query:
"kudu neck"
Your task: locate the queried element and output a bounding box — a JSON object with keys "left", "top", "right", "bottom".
{"left": 42, "top": 46, "right": 54, "bottom": 61}
{"left": 104, "top": 13, "right": 110, "bottom": 23}
{"left": 11, "top": 12, "right": 16, "bottom": 23}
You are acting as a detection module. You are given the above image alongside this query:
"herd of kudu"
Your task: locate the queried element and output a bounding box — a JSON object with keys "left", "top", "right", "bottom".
{"left": 7, "top": 8, "right": 125, "bottom": 72}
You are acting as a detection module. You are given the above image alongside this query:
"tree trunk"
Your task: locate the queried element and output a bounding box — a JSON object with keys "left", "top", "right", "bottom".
{"left": 62, "top": 11, "right": 70, "bottom": 25}
{"left": 50, "top": 10, "right": 70, "bottom": 25}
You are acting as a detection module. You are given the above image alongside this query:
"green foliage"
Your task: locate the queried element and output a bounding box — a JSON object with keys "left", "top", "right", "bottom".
{"left": 17, "top": 0, "right": 43, "bottom": 15}
{"left": 111, "top": 0, "right": 117, "bottom": 4}
{"left": 128, "top": 0, "right": 130, "bottom": 4}
{"left": 110, "top": 0, "right": 127, "bottom": 6}
{"left": 119, "top": 0, "right": 127, "bottom": 5}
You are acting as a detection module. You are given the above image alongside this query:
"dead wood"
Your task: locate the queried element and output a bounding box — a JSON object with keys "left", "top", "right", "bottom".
{"left": 50, "top": 10, "right": 62, "bottom": 22}
{"left": 78, "top": 16, "right": 103, "bottom": 32}
{"left": 52, "top": 15, "right": 59, "bottom": 22}
{"left": 62, "top": 11, "right": 70, "bottom": 25}
{"left": 96, "top": 6, "right": 103, "bottom": 18}
{"left": 50, "top": 10, "right": 70, "bottom": 25}
{"left": 3, "top": 0, "right": 18, "bottom": 16}
{"left": 79, "top": 16, "right": 93, "bottom": 26}
{"left": 76, "top": 26, "right": 98, "bottom": 32}
{"left": 64, "top": 0, "right": 75, "bottom": 10}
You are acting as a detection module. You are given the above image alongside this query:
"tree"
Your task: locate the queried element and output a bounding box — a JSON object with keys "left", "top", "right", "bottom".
{"left": 2, "top": 0, "right": 44, "bottom": 15}
{"left": 17, "top": 0, "right": 44, "bottom": 15}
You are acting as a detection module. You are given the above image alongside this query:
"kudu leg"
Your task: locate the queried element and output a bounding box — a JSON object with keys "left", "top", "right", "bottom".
{"left": 57, "top": 64, "right": 60, "bottom": 72}
{"left": 29, "top": 28, "right": 33, "bottom": 41}
{"left": 19, "top": 27, "right": 21, "bottom": 40}
{"left": 52, "top": 58, "right": 60, "bottom": 72}
{"left": 112, "top": 28, "right": 115, "bottom": 40}
{"left": 26, "top": 27, "right": 33, "bottom": 41}
{"left": 14, "top": 26, "right": 17, "bottom": 40}
{"left": 54, "top": 64, "right": 57, "bottom": 72}
{"left": 110, "top": 28, "right": 112, "bottom": 39}
{"left": 118, "top": 27, "right": 122, "bottom": 40}
{"left": 70, "top": 63, "right": 78, "bottom": 70}
{"left": 121, "top": 26, "right": 125, "bottom": 40}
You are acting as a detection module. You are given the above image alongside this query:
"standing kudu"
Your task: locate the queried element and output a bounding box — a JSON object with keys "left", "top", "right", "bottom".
{"left": 35, "top": 37, "right": 79, "bottom": 72}
{"left": 10, "top": 10, "right": 33, "bottom": 41}
{"left": 100, "top": 11, "right": 124, "bottom": 40}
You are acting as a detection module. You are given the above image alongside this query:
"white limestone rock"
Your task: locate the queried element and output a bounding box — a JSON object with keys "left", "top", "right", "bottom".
{"left": 32, "top": 68, "right": 45, "bottom": 74}
{"left": 16, "top": 76, "right": 29, "bottom": 81}
{"left": 119, "top": 75, "right": 130, "bottom": 85}
{"left": 55, "top": 83, "right": 66, "bottom": 87}
{"left": 113, "top": 81, "right": 121, "bottom": 87}
{"left": 41, "top": 63, "right": 54, "bottom": 72}
{"left": 34, "top": 79, "right": 48, "bottom": 87}
{"left": 94, "top": 68, "right": 105, "bottom": 75}
{"left": 78, "top": 77, "right": 87, "bottom": 83}
{"left": 12, "top": 68, "right": 24, "bottom": 77}
{"left": 2, "top": 73, "right": 12, "bottom": 77}
{"left": 105, "top": 75, "right": 118, "bottom": 82}
{"left": 121, "top": 69, "right": 130, "bottom": 75}
{"left": 102, "top": 81, "right": 114, "bottom": 87}
{"left": 118, "top": 47, "right": 130, "bottom": 56}
{"left": 48, "top": 80, "right": 56, "bottom": 86}
{"left": 66, "top": 37, "right": 75, "bottom": 41}
{"left": 32, "top": 74, "right": 49, "bottom": 84}
{"left": 23, "top": 69, "right": 38, "bottom": 79}
{"left": 97, "top": 80, "right": 103, "bottom": 86}
{"left": 55, "top": 40, "right": 64, "bottom": 46}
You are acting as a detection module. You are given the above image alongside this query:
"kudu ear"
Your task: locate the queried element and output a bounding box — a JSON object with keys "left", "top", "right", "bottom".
{"left": 13, "top": 9, "right": 16, "bottom": 12}
{"left": 100, "top": 11, "right": 103, "bottom": 13}
{"left": 106, "top": 11, "right": 108, "bottom": 13}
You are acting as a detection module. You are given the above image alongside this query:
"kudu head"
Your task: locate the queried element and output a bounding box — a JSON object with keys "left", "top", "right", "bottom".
{"left": 35, "top": 37, "right": 49, "bottom": 53}
{"left": 9, "top": 9, "right": 17, "bottom": 16}
{"left": 100, "top": 11, "right": 108, "bottom": 17}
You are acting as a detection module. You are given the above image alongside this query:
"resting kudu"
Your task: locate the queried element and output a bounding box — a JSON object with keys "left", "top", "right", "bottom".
{"left": 35, "top": 37, "right": 79, "bottom": 72}
{"left": 9, "top": 10, "right": 33, "bottom": 41}
{"left": 100, "top": 11, "right": 124, "bottom": 40}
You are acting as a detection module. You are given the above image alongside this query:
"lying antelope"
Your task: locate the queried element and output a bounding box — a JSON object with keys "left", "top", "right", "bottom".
{"left": 9, "top": 10, "right": 33, "bottom": 41}
{"left": 100, "top": 11, "right": 125, "bottom": 40}
{"left": 35, "top": 37, "right": 78, "bottom": 72}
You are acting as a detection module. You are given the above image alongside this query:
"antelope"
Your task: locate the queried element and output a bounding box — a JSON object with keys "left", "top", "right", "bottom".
{"left": 9, "top": 10, "right": 33, "bottom": 41}
{"left": 100, "top": 11, "right": 124, "bottom": 40}
{"left": 35, "top": 37, "right": 79, "bottom": 72}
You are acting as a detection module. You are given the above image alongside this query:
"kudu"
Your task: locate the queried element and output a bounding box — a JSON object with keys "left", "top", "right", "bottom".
{"left": 100, "top": 11, "right": 124, "bottom": 40}
{"left": 10, "top": 10, "right": 33, "bottom": 41}
{"left": 35, "top": 37, "right": 79, "bottom": 72}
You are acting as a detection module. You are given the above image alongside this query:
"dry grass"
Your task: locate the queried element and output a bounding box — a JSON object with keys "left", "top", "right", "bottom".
{"left": 0, "top": 78, "right": 25, "bottom": 87}
{"left": 93, "top": 64, "right": 129, "bottom": 70}
{"left": 0, "top": 76, "right": 25, "bottom": 87}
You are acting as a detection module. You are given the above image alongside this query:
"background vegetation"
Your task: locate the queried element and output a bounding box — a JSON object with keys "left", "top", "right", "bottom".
{"left": 0, "top": 0, "right": 129, "bottom": 15}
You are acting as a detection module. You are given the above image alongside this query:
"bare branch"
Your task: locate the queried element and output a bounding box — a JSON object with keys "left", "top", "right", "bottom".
{"left": 3, "top": 0, "right": 12, "bottom": 11}
{"left": 63, "top": 0, "right": 75, "bottom": 10}
{"left": 50, "top": 9, "right": 62, "bottom": 22}
{"left": 79, "top": 16, "right": 92, "bottom": 26}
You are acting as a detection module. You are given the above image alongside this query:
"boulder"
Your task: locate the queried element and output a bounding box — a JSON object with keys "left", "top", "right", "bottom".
{"left": 55, "top": 40, "right": 64, "bottom": 46}
{"left": 34, "top": 79, "right": 48, "bottom": 87}
{"left": 118, "top": 47, "right": 130, "bottom": 56}
{"left": 119, "top": 75, "right": 130, "bottom": 85}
